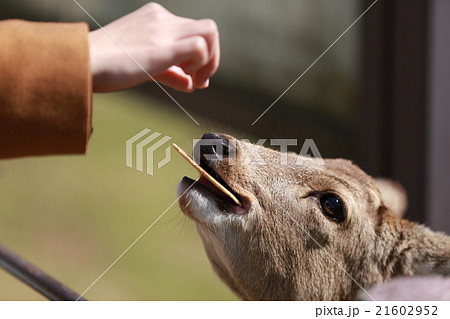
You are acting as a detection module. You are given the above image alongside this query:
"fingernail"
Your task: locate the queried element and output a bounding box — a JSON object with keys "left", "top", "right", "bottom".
{"left": 200, "top": 79, "right": 210, "bottom": 88}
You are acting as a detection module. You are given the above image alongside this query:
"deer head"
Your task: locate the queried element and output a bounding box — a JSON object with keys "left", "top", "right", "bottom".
{"left": 177, "top": 133, "right": 450, "bottom": 300}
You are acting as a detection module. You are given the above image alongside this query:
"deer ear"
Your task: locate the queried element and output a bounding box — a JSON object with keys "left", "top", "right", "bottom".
{"left": 374, "top": 178, "right": 408, "bottom": 218}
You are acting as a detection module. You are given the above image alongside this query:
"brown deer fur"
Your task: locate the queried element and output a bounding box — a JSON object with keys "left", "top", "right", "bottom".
{"left": 177, "top": 134, "right": 450, "bottom": 300}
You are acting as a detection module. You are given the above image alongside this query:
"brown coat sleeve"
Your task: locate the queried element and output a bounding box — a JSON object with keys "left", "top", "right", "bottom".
{"left": 0, "top": 20, "right": 92, "bottom": 159}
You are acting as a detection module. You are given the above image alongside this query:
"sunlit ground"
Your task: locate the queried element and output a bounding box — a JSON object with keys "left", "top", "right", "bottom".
{"left": 0, "top": 90, "right": 239, "bottom": 300}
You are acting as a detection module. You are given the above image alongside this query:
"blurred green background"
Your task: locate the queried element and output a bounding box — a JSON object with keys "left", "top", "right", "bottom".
{"left": 0, "top": 92, "right": 239, "bottom": 300}
{"left": 0, "top": 0, "right": 361, "bottom": 300}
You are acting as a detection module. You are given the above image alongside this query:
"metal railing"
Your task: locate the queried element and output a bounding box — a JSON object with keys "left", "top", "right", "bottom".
{"left": 0, "top": 244, "right": 87, "bottom": 301}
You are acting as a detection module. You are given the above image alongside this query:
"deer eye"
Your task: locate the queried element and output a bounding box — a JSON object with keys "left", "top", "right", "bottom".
{"left": 319, "top": 193, "right": 346, "bottom": 222}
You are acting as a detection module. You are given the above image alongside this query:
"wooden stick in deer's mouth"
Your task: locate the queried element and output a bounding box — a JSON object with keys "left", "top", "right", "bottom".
{"left": 172, "top": 143, "right": 242, "bottom": 207}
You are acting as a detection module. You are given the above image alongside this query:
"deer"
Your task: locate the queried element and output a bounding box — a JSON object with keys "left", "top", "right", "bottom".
{"left": 176, "top": 133, "right": 450, "bottom": 300}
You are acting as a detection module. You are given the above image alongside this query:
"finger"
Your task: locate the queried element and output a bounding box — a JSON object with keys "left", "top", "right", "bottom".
{"left": 189, "top": 20, "right": 220, "bottom": 88}
{"left": 192, "top": 39, "right": 219, "bottom": 88}
{"left": 195, "top": 78, "right": 209, "bottom": 89}
{"left": 170, "top": 36, "right": 209, "bottom": 75}
{"left": 172, "top": 18, "right": 217, "bottom": 40}
{"left": 154, "top": 66, "right": 194, "bottom": 92}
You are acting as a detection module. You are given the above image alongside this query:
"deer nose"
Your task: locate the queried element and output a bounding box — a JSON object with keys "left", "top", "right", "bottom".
{"left": 199, "top": 133, "right": 229, "bottom": 160}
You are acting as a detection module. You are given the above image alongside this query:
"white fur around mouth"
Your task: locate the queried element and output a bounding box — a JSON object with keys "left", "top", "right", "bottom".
{"left": 177, "top": 177, "right": 248, "bottom": 221}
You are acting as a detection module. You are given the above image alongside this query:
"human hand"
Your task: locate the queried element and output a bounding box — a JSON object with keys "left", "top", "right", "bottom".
{"left": 88, "top": 2, "right": 220, "bottom": 92}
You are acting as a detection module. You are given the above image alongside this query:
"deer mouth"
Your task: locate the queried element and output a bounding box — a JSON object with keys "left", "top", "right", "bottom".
{"left": 175, "top": 135, "right": 249, "bottom": 216}
{"left": 178, "top": 158, "right": 248, "bottom": 215}
{"left": 181, "top": 173, "right": 246, "bottom": 215}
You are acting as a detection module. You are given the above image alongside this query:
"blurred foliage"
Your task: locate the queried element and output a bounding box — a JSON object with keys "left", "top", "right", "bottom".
{"left": 0, "top": 91, "right": 240, "bottom": 300}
